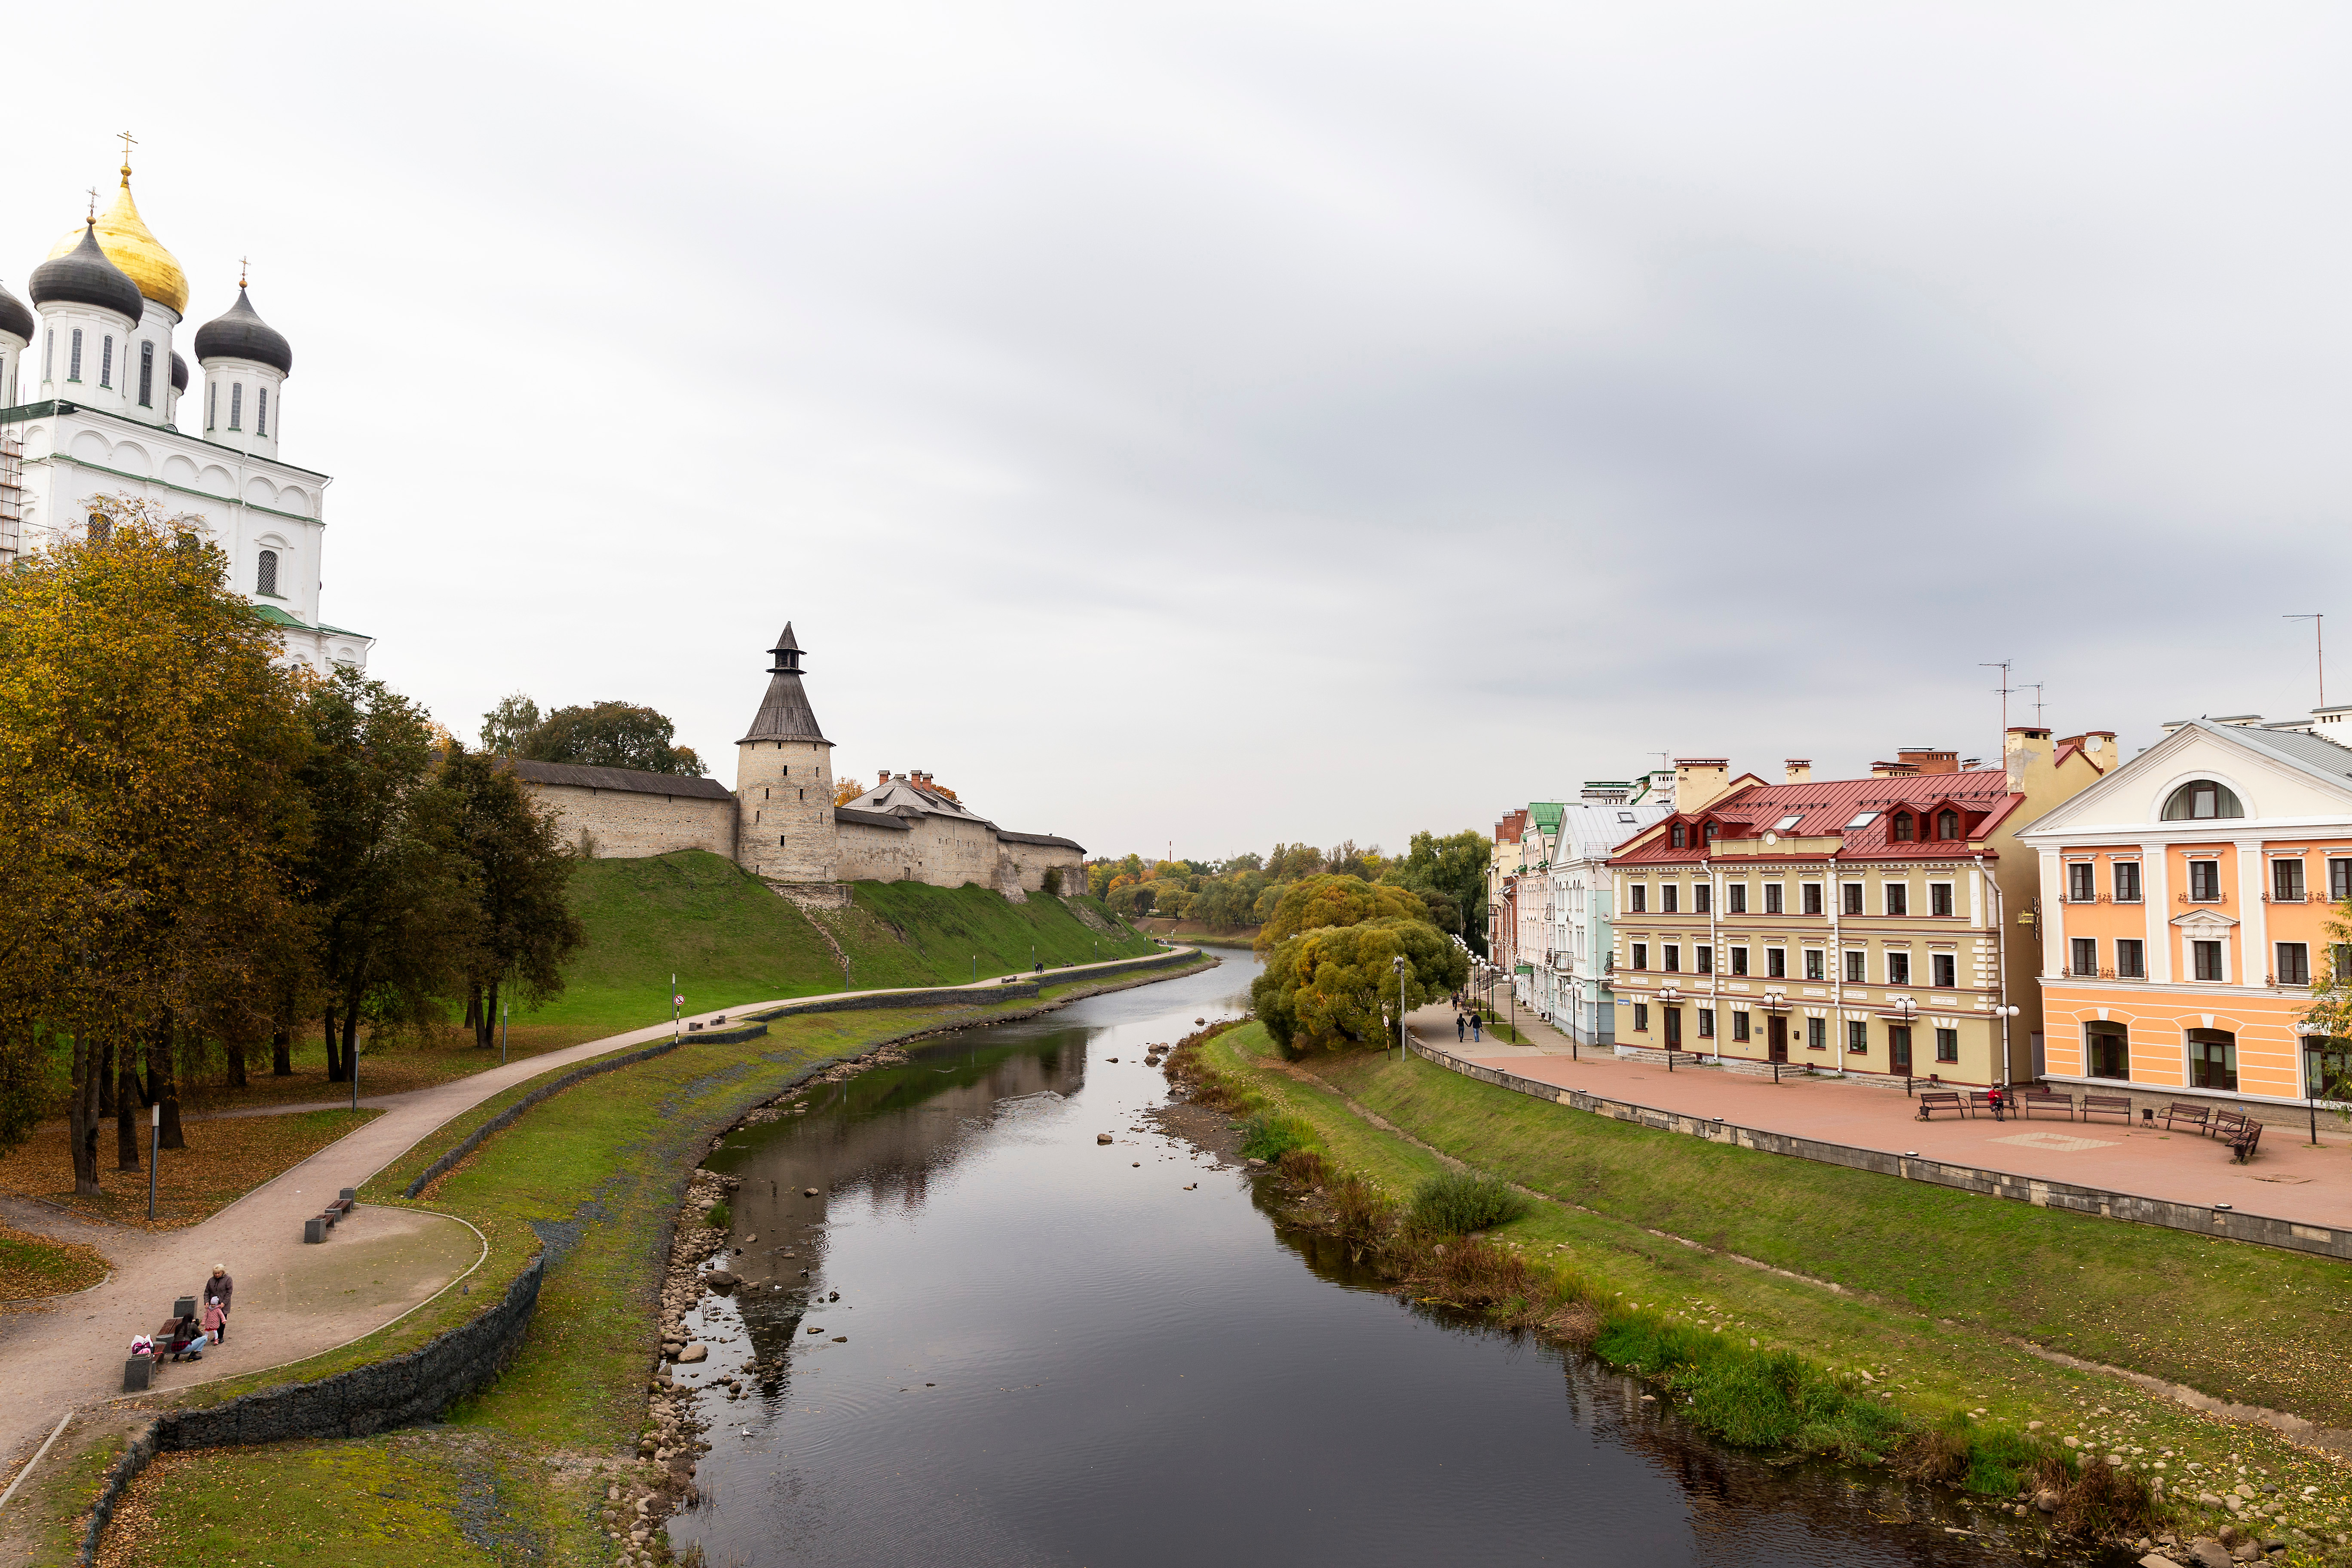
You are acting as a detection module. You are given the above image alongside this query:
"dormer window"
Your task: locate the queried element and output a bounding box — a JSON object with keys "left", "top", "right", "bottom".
{"left": 2162, "top": 780, "right": 2243, "bottom": 821}
{"left": 1890, "top": 813, "right": 1914, "bottom": 842}
{"left": 1670, "top": 824, "right": 1687, "bottom": 848}
{"left": 1936, "top": 809, "right": 1959, "bottom": 840}
{"left": 1703, "top": 821, "right": 1718, "bottom": 841}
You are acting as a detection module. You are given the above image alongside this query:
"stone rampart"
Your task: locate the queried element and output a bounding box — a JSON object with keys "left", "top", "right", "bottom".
{"left": 525, "top": 780, "right": 735, "bottom": 861}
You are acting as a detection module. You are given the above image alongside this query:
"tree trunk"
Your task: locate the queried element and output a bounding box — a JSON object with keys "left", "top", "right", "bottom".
{"left": 67, "top": 1034, "right": 102, "bottom": 1197}
{"left": 116, "top": 1045, "right": 142, "bottom": 1171}
{"left": 153, "top": 1015, "right": 186, "bottom": 1152}
{"left": 270, "top": 1028, "right": 291, "bottom": 1078}
{"left": 464, "top": 985, "right": 481, "bottom": 1041}
{"left": 226, "top": 1033, "right": 248, "bottom": 1090}
{"left": 323, "top": 1007, "right": 344, "bottom": 1084}
{"left": 98, "top": 1040, "right": 114, "bottom": 1117}
{"left": 482, "top": 980, "right": 501, "bottom": 1050}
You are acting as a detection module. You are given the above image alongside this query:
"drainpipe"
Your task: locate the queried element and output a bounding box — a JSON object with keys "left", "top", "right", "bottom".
{"left": 1981, "top": 853, "right": 2010, "bottom": 1090}
{"left": 1707, "top": 853, "right": 1721, "bottom": 1061}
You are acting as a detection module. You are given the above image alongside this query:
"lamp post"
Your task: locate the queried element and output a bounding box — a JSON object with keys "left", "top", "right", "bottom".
{"left": 147, "top": 1101, "right": 158, "bottom": 1221}
{"left": 1890, "top": 996, "right": 1919, "bottom": 1091}
{"left": 2296, "top": 1019, "right": 2327, "bottom": 1146}
{"left": 500, "top": 985, "right": 509, "bottom": 1067}
{"left": 1392, "top": 954, "right": 1411, "bottom": 1061}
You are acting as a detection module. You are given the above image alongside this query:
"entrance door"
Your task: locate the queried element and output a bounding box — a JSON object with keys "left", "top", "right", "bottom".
{"left": 1767, "top": 1015, "right": 1788, "bottom": 1062}
{"left": 1663, "top": 1008, "right": 1682, "bottom": 1050}
{"left": 1889, "top": 1026, "right": 1912, "bottom": 1075}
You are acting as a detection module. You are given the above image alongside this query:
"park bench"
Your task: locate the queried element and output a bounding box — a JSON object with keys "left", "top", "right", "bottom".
{"left": 2227, "top": 1119, "right": 2263, "bottom": 1164}
{"left": 2016, "top": 1090, "right": 2075, "bottom": 1120}
{"left": 1965, "top": 1090, "right": 2012, "bottom": 1119}
{"left": 2161, "top": 1102, "right": 2211, "bottom": 1136}
{"left": 2079, "top": 1093, "right": 2132, "bottom": 1123}
{"left": 123, "top": 1295, "right": 205, "bottom": 1391}
{"left": 1915, "top": 1090, "right": 1969, "bottom": 1121}
{"left": 303, "top": 1187, "right": 361, "bottom": 1244}
{"left": 2210, "top": 1108, "right": 2252, "bottom": 1143}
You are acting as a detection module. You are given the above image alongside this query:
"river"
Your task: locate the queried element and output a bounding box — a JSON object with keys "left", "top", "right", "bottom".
{"left": 673, "top": 954, "right": 2117, "bottom": 1567}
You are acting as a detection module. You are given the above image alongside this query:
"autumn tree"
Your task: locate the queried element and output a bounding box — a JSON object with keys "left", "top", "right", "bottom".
{"left": 1253, "top": 874, "right": 1433, "bottom": 953}
{"left": 1251, "top": 917, "right": 1467, "bottom": 1055}
{"left": 834, "top": 776, "right": 870, "bottom": 806}
{"left": 1384, "top": 829, "right": 1492, "bottom": 955}
{"left": 479, "top": 692, "right": 542, "bottom": 754}
{"left": 516, "top": 700, "right": 704, "bottom": 777}
{"left": 436, "top": 744, "right": 585, "bottom": 1047}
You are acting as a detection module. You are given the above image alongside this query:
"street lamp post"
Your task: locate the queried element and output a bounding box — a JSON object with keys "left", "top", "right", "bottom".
{"left": 1392, "top": 954, "right": 1411, "bottom": 1062}
{"left": 2297, "top": 1020, "right": 2326, "bottom": 1146}
{"left": 147, "top": 1101, "right": 159, "bottom": 1221}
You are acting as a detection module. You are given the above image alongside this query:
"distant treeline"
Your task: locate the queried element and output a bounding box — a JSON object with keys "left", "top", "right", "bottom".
{"left": 1086, "top": 832, "right": 1491, "bottom": 950}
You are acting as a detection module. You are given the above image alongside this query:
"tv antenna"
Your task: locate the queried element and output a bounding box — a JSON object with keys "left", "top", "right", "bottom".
{"left": 1979, "top": 660, "right": 2016, "bottom": 748}
{"left": 2285, "top": 614, "right": 2324, "bottom": 707}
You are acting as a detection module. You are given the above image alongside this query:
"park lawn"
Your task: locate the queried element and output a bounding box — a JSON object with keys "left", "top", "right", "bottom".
{"left": 1206, "top": 1024, "right": 2352, "bottom": 1546}
{"left": 0, "top": 1109, "right": 380, "bottom": 1231}
{"left": 1282, "top": 1036, "right": 2352, "bottom": 1430}
{"left": 0, "top": 1222, "right": 107, "bottom": 1300}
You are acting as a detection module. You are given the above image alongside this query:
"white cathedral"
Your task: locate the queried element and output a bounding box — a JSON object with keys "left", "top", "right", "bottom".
{"left": 0, "top": 153, "right": 370, "bottom": 669}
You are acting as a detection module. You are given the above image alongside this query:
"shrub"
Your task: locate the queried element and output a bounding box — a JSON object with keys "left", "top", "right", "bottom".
{"left": 1276, "top": 1148, "right": 1328, "bottom": 1186}
{"left": 1326, "top": 1175, "right": 1396, "bottom": 1250}
{"left": 704, "top": 1200, "right": 732, "bottom": 1231}
{"left": 1240, "top": 1114, "right": 1313, "bottom": 1161}
{"left": 1406, "top": 1170, "right": 1529, "bottom": 1235}
{"left": 2038, "top": 1453, "right": 2161, "bottom": 1539}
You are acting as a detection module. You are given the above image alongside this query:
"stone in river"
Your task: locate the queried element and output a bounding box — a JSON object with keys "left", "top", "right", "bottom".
{"left": 1096, "top": 1133, "right": 1113, "bottom": 1144}
{"left": 804, "top": 1187, "right": 821, "bottom": 1197}
{"left": 2187, "top": 1540, "right": 2233, "bottom": 1568}
{"left": 677, "top": 1344, "right": 708, "bottom": 1364}
{"left": 704, "top": 1270, "right": 741, "bottom": 1290}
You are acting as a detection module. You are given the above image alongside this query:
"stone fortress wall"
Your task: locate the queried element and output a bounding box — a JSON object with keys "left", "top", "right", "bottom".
{"left": 510, "top": 761, "right": 735, "bottom": 860}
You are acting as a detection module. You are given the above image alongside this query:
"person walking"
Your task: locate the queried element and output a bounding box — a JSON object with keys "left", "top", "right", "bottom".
{"left": 1470, "top": 1014, "right": 1482, "bottom": 1044}
{"left": 202, "top": 1295, "right": 227, "bottom": 1347}
{"left": 202, "top": 1265, "right": 233, "bottom": 1343}
{"left": 1455, "top": 1013, "right": 1466, "bottom": 1044}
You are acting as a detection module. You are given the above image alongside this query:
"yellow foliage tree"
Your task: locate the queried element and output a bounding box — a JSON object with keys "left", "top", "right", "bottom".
{"left": 834, "top": 777, "right": 869, "bottom": 806}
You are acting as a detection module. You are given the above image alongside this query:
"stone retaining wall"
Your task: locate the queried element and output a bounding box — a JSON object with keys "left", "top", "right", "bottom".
{"left": 1409, "top": 1035, "right": 2352, "bottom": 1265}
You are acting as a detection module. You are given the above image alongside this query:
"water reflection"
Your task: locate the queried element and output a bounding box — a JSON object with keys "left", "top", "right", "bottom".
{"left": 673, "top": 959, "right": 2126, "bottom": 1568}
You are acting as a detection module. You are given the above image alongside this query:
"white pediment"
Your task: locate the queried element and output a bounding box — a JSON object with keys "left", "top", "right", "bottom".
{"left": 2015, "top": 720, "right": 2352, "bottom": 840}
{"left": 2169, "top": 910, "right": 2239, "bottom": 934}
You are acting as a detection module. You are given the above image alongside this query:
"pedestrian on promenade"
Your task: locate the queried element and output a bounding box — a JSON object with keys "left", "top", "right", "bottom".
{"left": 1470, "top": 1014, "right": 1482, "bottom": 1044}
{"left": 202, "top": 1265, "right": 233, "bottom": 1343}
{"left": 1456, "top": 1014, "right": 1466, "bottom": 1043}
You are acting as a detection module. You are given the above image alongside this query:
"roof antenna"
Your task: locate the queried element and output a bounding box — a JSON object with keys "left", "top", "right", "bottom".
{"left": 1979, "top": 660, "right": 2015, "bottom": 753}
{"left": 2285, "top": 614, "right": 2324, "bottom": 707}
{"left": 2027, "top": 682, "right": 2046, "bottom": 726}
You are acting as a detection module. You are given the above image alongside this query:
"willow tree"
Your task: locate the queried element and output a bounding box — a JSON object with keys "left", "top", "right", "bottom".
{"left": 0, "top": 495, "right": 312, "bottom": 1186}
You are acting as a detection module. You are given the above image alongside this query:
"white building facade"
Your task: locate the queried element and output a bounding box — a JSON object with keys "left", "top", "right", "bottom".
{"left": 0, "top": 157, "right": 368, "bottom": 670}
{"left": 1546, "top": 786, "right": 1675, "bottom": 1047}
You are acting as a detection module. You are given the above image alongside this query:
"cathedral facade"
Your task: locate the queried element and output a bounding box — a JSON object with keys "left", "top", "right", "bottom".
{"left": 0, "top": 153, "right": 370, "bottom": 670}
{"left": 515, "top": 625, "right": 1087, "bottom": 900}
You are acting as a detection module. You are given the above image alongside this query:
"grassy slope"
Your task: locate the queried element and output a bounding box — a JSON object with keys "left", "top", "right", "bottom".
{"left": 820, "top": 879, "right": 1158, "bottom": 989}
{"left": 1207, "top": 1025, "right": 2352, "bottom": 1549}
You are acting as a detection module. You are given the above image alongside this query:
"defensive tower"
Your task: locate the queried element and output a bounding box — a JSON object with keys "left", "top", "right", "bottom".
{"left": 735, "top": 623, "right": 836, "bottom": 882}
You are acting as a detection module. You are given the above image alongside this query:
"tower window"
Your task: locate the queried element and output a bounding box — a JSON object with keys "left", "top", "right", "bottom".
{"left": 257, "top": 386, "right": 269, "bottom": 437}
{"left": 779, "top": 835, "right": 788, "bottom": 847}
{"left": 100, "top": 335, "right": 113, "bottom": 388}
{"left": 256, "top": 548, "right": 279, "bottom": 597}
{"left": 69, "top": 328, "right": 83, "bottom": 381}
{"left": 138, "top": 342, "right": 154, "bottom": 407}
{"left": 229, "top": 383, "right": 243, "bottom": 430}
{"left": 207, "top": 381, "right": 217, "bottom": 430}
{"left": 44, "top": 329, "right": 54, "bottom": 382}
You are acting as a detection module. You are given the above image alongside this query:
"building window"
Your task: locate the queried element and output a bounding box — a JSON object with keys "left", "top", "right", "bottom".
{"left": 44, "top": 328, "right": 54, "bottom": 382}
{"left": 2163, "top": 780, "right": 2243, "bottom": 821}
{"left": 2274, "top": 859, "right": 2306, "bottom": 901}
{"left": 1694, "top": 883, "right": 1711, "bottom": 914}
{"left": 1804, "top": 949, "right": 1825, "bottom": 981}
{"left": 1842, "top": 883, "right": 1863, "bottom": 916}
{"left": 1696, "top": 946, "right": 1713, "bottom": 974}
{"left": 2070, "top": 937, "right": 2097, "bottom": 975}
{"left": 1844, "top": 950, "right": 1865, "bottom": 983}
{"left": 1732, "top": 1011, "right": 1750, "bottom": 1041}
{"left": 1663, "top": 945, "right": 1681, "bottom": 973}
{"left": 1936, "top": 810, "right": 1959, "bottom": 840}
{"left": 256, "top": 548, "right": 279, "bottom": 597}
{"left": 1670, "top": 823, "right": 1687, "bottom": 848}
{"left": 69, "top": 328, "right": 83, "bottom": 381}
{"left": 1632, "top": 1004, "right": 1648, "bottom": 1032}
{"left": 2278, "top": 942, "right": 2311, "bottom": 986}
{"left": 1935, "top": 1027, "right": 1958, "bottom": 1063}
{"left": 257, "top": 386, "right": 269, "bottom": 437}
{"left": 230, "top": 383, "right": 243, "bottom": 429}
{"left": 1629, "top": 885, "right": 1646, "bottom": 913}
{"left": 1704, "top": 821, "right": 1719, "bottom": 842}
{"left": 1847, "top": 1020, "right": 1868, "bottom": 1054}
{"left": 2192, "top": 940, "right": 2223, "bottom": 981}
{"left": 207, "top": 380, "right": 217, "bottom": 430}
{"left": 1890, "top": 813, "right": 1914, "bottom": 842}
{"left": 1763, "top": 883, "right": 1784, "bottom": 915}
{"left": 1806, "top": 1017, "right": 1826, "bottom": 1050}
{"left": 2332, "top": 858, "right": 2352, "bottom": 901}
{"left": 1801, "top": 883, "right": 1823, "bottom": 916}
{"left": 1929, "top": 882, "right": 1954, "bottom": 917}
{"left": 1631, "top": 943, "right": 1648, "bottom": 971}
{"left": 138, "top": 341, "right": 153, "bottom": 407}
{"left": 2085, "top": 1020, "right": 2129, "bottom": 1080}
{"left": 1660, "top": 885, "right": 1678, "bottom": 914}
{"left": 2068, "top": 863, "right": 2094, "bottom": 902}
{"left": 1697, "top": 1008, "right": 1715, "bottom": 1039}
{"left": 2114, "top": 862, "right": 2141, "bottom": 902}
{"left": 2187, "top": 1029, "right": 2237, "bottom": 1091}
{"left": 1885, "top": 884, "right": 1908, "bottom": 917}
{"left": 2188, "top": 860, "right": 2221, "bottom": 901}
{"left": 1886, "top": 950, "right": 1910, "bottom": 985}
{"left": 1727, "top": 884, "right": 1747, "bottom": 914}
{"left": 86, "top": 511, "right": 109, "bottom": 543}
{"left": 99, "top": 334, "right": 113, "bottom": 388}
{"left": 1730, "top": 946, "right": 1749, "bottom": 976}
{"left": 2116, "top": 939, "right": 2144, "bottom": 979}
{"left": 1931, "top": 953, "right": 1956, "bottom": 988}
{"left": 1766, "top": 947, "right": 1786, "bottom": 978}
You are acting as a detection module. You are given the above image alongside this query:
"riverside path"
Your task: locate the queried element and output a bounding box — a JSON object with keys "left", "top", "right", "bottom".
{"left": 0, "top": 952, "right": 1199, "bottom": 1494}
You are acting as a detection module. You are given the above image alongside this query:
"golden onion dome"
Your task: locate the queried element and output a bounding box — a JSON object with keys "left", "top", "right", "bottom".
{"left": 47, "top": 164, "right": 187, "bottom": 318}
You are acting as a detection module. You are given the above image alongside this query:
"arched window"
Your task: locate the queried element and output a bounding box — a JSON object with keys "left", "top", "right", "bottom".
{"left": 1936, "top": 810, "right": 1959, "bottom": 840}
{"left": 229, "top": 383, "right": 243, "bottom": 430}
{"left": 207, "top": 380, "right": 217, "bottom": 430}
{"left": 68, "top": 328, "right": 83, "bottom": 381}
{"left": 1669, "top": 823, "right": 1687, "bottom": 848}
{"left": 1703, "top": 820, "right": 1718, "bottom": 841}
{"left": 100, "top": 335, "right": 113, "bottom": 389}
{"left": 86, "top": 511, "right": 109, "bottom": 543}
{"left": 1890, "top": 813, "right": 1914, "bottom": 841}
{"left": 256, "top": 548, "right": 279, "bottom": 597}
{"left": 138, "top": 341, "right": 154, "bottom": 407}
{"left": 2162, "top": 780, "right": 2243, "bottom": 821}
{"left": 257, "top": 386, "right": 269, "bottom": 438}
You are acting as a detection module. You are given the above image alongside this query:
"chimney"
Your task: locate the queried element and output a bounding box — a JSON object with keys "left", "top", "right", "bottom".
{"left": 1674, "top": 758, "right": 1732, "bottom": 811}
{"left": 1783, "top": 759, "right": 1811, "bottom": 785}
{"left": 2003, "top": 726, "right": 2051, "bottom": 789}
{"left": 1895, "top": 747, "right": 1958, "bottom": 775}
{"left": 1869, "top": 761, "right": 1919, "bottom": 778}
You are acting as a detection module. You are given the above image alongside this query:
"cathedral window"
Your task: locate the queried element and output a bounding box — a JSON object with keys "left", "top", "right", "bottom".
{"left": 44, "top": 329, "right": 55, "bottom": 383}
{"left": 257, "top": 386, "right": 269, "bottom": 437}
{"left": 229, "top": 383, "right": 243, "bottom": 430}
{"left": 207, "top": 381, "right": 216, "bottom": 430}
{"left": 138, "top": 342, "right": 154, "bottom": 407}
{"left": 256, "top": 549, "right": 279, "bottom": 597}
{"left": 100, "top": 336, "right": 113, "bottom": 389}
{"left": 68, "top": 329, "right": 82, "bottom": 382}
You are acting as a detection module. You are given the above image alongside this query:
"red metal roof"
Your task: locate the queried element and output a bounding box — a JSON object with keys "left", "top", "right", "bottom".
{"left": 1610, "top": 768, "right": 2023, "bottom": 866}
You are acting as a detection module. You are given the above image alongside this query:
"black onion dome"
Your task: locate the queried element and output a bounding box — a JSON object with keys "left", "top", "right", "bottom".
{"left": 169, "top": 350, "right": 188, "bottom": 392}
{"left": 28, "top": 223, "right": 145, "bottom": 323}
{"left": 0, "top": 280, "right": 32, "bottom": 342}
{"left": 193, "top": 286, "right": 292, "bottom": 375}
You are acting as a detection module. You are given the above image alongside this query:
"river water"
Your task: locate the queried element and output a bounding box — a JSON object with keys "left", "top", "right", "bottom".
{"left": 674, "top": 955, "right": 2114, "bottom": 1568}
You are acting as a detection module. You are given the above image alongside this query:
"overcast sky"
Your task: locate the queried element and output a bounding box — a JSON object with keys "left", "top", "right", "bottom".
{"left": 9, "top": 3, "right": 2350, "bottom": 861}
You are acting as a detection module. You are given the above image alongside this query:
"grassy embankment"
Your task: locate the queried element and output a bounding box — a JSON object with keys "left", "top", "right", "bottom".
{"left": 44, "top": 956, "right": 1211, "bottom": 1567}
{"left": 1191, "top": 1023, "right": 2352, "bottom": 1557}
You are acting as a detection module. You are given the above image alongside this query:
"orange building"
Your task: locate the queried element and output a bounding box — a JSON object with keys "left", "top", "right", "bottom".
{"left": 2017, "top": 716, "right": 2352, "bottom": 1110}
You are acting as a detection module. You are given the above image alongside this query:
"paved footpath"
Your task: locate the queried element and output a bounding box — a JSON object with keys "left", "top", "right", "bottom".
{"left": 0, "top": 955, "right": 1192, "bottom": 1488}
{"left": 1407, "top": 1004, "right": 2352, "bottom": 1234}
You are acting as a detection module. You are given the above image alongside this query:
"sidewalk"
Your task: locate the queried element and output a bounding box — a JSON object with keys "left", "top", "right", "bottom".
{"left": 0, "top": 951, "right": 1197, "bottom": 1485}
{"left": 1404, "top": 1004, "right": 2352, "bottom": 1236}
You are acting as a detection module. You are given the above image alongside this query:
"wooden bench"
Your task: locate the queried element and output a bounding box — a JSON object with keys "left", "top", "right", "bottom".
{"left": 2017, "top": 1090, "right": 2075, "bottom": 1120}
{"left": 2210, "top": 1108, "right": 2251, "bottom": 1141}
{"left": 2227, "top": 1119, "right": 2262, "bottom": 1164}
{"left": 2079, "top": 1093, "right": 2133, "bottom": 1123}
{"left": 1915, "top": 1090, "right": 1969, "bottom": 1121}
{"left": 1966, "top": 1090, "right": 2013, "bottom": 1120}
{"left": 2161, "top": 1102, "right": 2211, "bottom": 1136}
{"left": 303, "top": 1187, "right": 361, "bottom": 1244}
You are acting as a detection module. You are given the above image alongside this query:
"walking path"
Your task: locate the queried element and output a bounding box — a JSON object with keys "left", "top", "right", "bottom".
{"left": 1406, "top": 1003, "right": 2352, "bottom": 1234}
{"left": 0, "top": 952, "right": 1196, "bottom": 1488}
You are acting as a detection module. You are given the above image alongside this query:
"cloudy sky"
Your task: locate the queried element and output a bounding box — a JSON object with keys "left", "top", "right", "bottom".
{"left": 8, "top": 3, "right": 2349, "bottom": 860}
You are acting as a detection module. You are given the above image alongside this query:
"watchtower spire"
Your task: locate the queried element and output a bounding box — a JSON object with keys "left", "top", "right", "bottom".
{"left": 740, "top": 619, "right": 827, "bottom": 744}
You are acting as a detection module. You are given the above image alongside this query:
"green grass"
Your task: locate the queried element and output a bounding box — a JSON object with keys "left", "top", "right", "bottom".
{"left": 1237, "top": 1112, "right": 1314, "bottom": 1161}
{"left": 819, "top": 879, "right": 1158, "bottom": 989}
